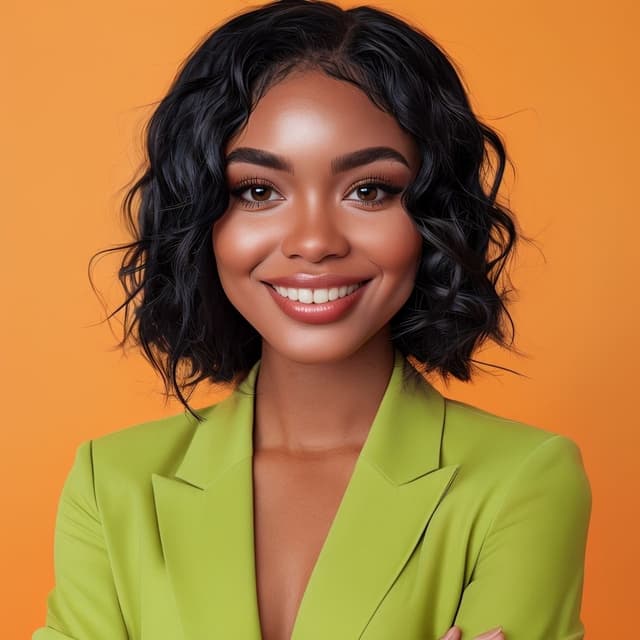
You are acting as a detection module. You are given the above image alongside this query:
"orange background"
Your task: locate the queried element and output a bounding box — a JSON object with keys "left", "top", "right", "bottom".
{"left": 3, "top": 0, "right": 637, "bottom": 636}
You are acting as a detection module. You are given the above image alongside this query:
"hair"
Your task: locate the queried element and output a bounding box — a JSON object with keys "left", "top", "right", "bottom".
{"left": 89, "top": 0, "right": 536, "bottom": 421}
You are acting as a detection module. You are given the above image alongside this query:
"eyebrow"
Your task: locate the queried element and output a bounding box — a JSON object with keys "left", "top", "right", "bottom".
{"left": 224, "top": 146, "right": 410, "bottom": 175}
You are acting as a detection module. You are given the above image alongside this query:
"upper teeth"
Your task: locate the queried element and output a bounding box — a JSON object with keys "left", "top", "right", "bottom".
{"left": 272, "top": 283, "right": 363, "bottom": 304}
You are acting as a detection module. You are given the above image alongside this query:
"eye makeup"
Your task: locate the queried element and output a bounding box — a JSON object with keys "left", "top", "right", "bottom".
{"left": 228, "top": 173, "right": 405, "bottom": 210}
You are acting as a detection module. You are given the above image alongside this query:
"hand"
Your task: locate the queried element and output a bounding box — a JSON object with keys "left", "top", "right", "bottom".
{"left": 439, "top": 625, "right": 504, "bottom": 640}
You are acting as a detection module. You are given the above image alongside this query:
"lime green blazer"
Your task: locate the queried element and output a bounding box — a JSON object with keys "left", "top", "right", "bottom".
{"left": 33, "top": 349, "right": 591, "bottom": 640}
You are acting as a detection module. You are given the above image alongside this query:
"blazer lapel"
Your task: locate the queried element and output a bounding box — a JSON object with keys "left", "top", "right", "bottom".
{"left": 151, "top": 363, "right": 262, "bottom": 639}
{"left": 289, "top": 351, "right": 459, "bottom": 639}
{"left": 151, "top": 349, "right": 459, "bottom": 640}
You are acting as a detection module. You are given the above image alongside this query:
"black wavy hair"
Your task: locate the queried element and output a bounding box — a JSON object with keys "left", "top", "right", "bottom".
{"left": 89, "top": 0, "right": 535, "bottom": 421}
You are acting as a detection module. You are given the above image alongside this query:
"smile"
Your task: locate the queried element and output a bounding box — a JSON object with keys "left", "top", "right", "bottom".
{"left": 264, "top": 280, "right": 371, "bottom": 324}
{"left": 269, "top": 282, "right": 366, "bottom": 304}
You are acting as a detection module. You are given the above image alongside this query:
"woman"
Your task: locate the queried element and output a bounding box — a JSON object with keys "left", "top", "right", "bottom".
{"left": 33, "top": 1, "right": 592, "bottom": 639}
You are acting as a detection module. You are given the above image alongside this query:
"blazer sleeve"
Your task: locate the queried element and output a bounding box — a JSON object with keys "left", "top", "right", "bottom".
{"left": 32, "top": 440, "right": 129, "bottom": 640}
{"left": 452, "top": 434, "right": 592, "bottom": 640}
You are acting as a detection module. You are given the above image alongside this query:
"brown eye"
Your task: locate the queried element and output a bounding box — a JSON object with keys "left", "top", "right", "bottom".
{"left": 355, "top": 185, "right": 379, "bottom": 202}
{"left": 249, "top": 186, "right": 273, "bottom": 201}
{"left": 229, "top": 180, "right": 283, "bottom": 209}
{"left": 344, "top": 180, "right": 403, "bottom": 209}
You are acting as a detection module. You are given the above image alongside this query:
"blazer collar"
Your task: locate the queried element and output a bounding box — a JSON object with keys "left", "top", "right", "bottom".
{"left": 174, "top": 348, "right": 444, "bottom": 488}
{"left": 151, "top": 348, "right": 460, "bottom": 639}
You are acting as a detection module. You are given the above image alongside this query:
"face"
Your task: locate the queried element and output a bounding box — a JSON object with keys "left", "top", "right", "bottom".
{"left": 212, "top": 69, "right": 423, "bottom": 365}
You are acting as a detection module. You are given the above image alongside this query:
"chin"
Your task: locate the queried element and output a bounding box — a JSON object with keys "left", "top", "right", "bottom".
{"left": 262, "top": 333, "right": 375, "bottom": 365}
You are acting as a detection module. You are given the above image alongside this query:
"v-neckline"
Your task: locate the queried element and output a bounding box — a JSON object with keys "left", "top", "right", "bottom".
{"left": 249, "top": 440, "right": 366, "bottom": 640}
{"left": 246, "top": 352, "right": 404, "bottom": 639}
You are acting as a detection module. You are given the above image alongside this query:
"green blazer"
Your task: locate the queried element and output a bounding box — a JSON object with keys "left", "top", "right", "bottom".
{"left": 33, "top": 349, "right": 591, "bottom": 639}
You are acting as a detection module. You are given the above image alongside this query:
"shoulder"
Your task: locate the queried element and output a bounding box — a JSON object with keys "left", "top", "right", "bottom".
{"left": 435, "top": 396, "right": 591, "bottom": 564}
{"left": 85, "top": 400, "right": 221, "bottom": 489}
{"left": 443, "top": 395, "right": 584, "bottom": 463}
{"left": 441, "top": 396, "right": 590, "bottom": 506}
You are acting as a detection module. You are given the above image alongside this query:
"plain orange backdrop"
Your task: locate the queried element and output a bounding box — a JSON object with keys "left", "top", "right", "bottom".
{"left": 3, "top": 0, "right": 637, "bottom": 637}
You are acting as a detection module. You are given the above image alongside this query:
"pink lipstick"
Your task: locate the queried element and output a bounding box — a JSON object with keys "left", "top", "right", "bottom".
{"left": 263, "top": 279, "right": 371, "bottom": 324}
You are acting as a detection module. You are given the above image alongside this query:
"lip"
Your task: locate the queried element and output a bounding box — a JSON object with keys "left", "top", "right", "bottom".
{"left": 262, "top": 273, "right": 371, "bottom": 289}
{"left": 264, "top": 279, "right": 370, "bottom": 325}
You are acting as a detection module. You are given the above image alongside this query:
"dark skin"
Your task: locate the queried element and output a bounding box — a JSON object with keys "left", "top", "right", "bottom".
{"left": 212, "top": 69, "right": 505, "bottom": 640}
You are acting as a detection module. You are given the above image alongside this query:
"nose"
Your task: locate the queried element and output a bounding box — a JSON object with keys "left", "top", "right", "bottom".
{"left": 280, "top": 197, "right": 350, "bottom": 263}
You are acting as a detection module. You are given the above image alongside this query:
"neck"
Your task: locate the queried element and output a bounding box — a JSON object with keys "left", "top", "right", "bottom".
{"left": 253, "top": 332, "right": 396, "bottom": 455}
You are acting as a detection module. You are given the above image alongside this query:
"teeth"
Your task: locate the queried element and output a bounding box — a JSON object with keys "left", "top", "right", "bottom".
{"left": 272, "top": 282, "right": 364, "bottom": 304}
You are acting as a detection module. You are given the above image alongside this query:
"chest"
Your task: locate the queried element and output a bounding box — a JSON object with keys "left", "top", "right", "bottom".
{"left": 251, "top": 449, "right": 360, "bottom": 640}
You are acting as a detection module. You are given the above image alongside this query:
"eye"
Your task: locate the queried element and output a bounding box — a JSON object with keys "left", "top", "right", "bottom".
{"left": 344, "top": 178, "right": 404, "bottom": 209}
{"left": 229, "top": 178, "right": 284, "bottom": 209}
{"left": 228, "top": 175, "right": 405, "bottom": 210}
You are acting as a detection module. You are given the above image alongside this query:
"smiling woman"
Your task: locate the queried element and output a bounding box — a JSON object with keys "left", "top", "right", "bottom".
{"left": 213, "top": 70, "right": 424, "bottom": 358}
{"left": 33, "top": 1, "right": 591, "bottom": 640}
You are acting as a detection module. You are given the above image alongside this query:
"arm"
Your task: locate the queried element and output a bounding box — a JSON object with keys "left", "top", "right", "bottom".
{"left": 452, "top": 434, "right": 592, "bottom": 640}
{"left": 32, "top": 440, "right": 129, "bottom": 640}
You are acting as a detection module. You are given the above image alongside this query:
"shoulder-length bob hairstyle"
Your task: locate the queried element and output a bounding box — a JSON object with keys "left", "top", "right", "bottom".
{"left": 90, "top": 0, "right": 531, "bottom": 420}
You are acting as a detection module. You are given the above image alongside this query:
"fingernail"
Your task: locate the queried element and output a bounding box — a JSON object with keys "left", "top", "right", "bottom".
{"left": 442, "top": 628, "right": 459, "bottom": 640}
{"left": 476, "top": 627, "right": 503, "bottom": 640}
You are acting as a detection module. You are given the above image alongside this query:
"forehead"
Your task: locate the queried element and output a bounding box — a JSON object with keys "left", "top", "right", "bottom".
{"left": 225, "top": 70, "right": 419, "bottom": 167}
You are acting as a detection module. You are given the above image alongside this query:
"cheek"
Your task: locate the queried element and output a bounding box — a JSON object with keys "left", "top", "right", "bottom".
{"left": 211, "top": 215, "right": 273, "bottom": 282}
{"left": 359, "top": 212, "right": 423, "bottom": 283}
{"left": 389, "top": 222, "right": 422, "bottom": 277}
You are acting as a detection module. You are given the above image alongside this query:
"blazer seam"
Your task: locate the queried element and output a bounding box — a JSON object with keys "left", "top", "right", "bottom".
{"left": 88, "top": 438, "right": 133, "bottom": 638}
{"left": 465, "top": 433, "right": 563, "bottom": 585}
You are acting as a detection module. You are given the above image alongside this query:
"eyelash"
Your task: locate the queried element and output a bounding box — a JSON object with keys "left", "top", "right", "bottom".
{"left": 228, "top": 174, "right": 404, "bottom": 210}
